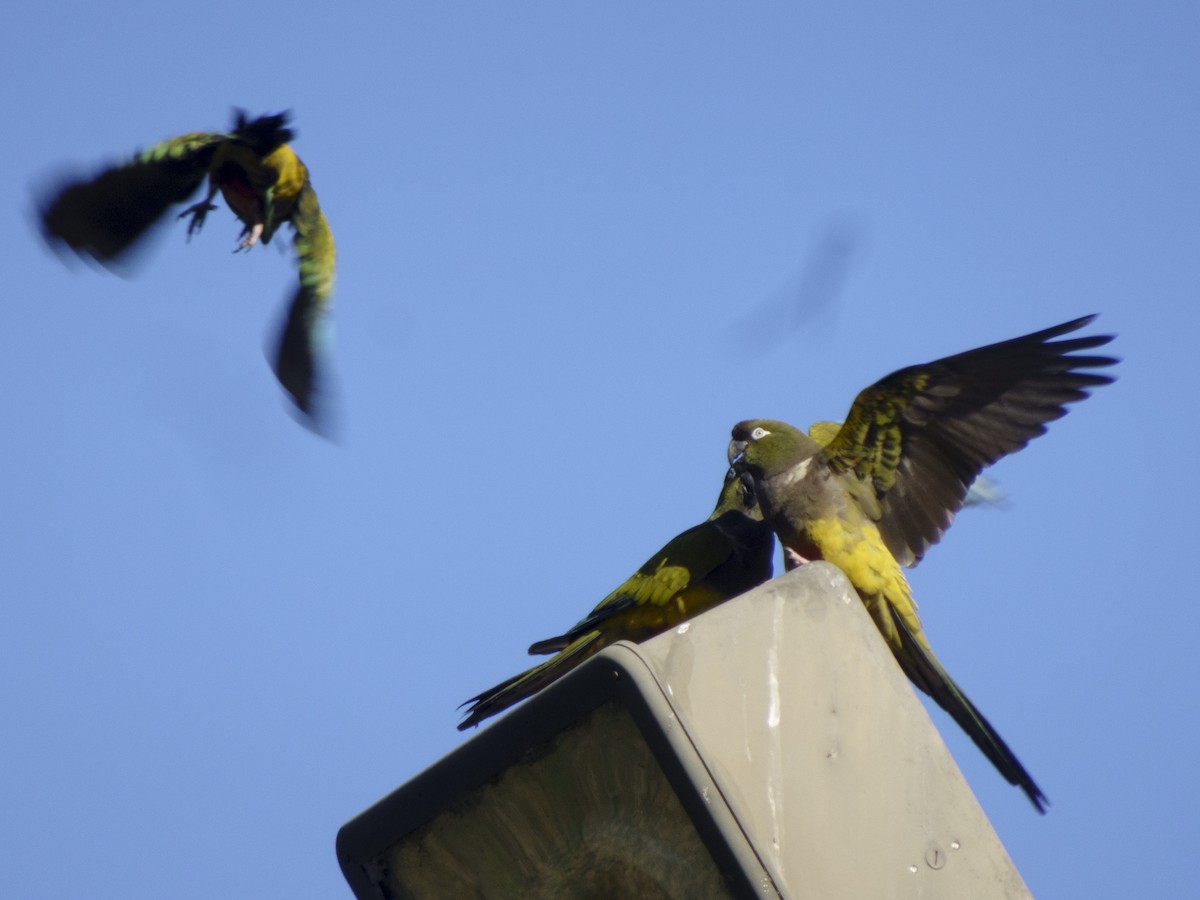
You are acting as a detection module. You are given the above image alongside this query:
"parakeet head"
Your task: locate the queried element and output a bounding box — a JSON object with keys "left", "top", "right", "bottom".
{"left": 230, "top": 110, "right": 295, "bottom": 155}
{"left": 712, "top": 466, "right": 763, "bottom": 519}
{"left": 728, "top": 419, "right": 819, "bottom": 479}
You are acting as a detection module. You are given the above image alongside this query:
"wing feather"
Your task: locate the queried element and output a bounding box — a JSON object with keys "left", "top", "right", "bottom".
{"left": 39, "top": 131, "right": 229, "bottom": 263}
{"left": 821, "top": 315, "right": 1116, "bottom": 566}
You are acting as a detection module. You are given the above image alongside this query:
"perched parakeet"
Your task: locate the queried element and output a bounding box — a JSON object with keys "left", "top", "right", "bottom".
{"left": 728, "top": 315, "right": 1117, "bottom": 812}
{"left": 458, "top": 469, "right": 775, "bottom": 730}
{"left": 39, "top": 110, "right": 335, "bottom": 430}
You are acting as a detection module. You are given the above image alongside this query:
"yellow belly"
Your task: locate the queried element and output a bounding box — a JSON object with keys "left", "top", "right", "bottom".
{"left": 805, "top": 514, "right": 923, "bottom": 651}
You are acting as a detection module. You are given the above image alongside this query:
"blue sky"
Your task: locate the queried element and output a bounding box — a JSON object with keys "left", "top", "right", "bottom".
{"left": 2, "top": 3, "right": 1196, "bottom": 897}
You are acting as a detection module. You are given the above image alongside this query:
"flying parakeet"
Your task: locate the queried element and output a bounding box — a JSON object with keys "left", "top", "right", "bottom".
{"left": 728, "top": 315, "right": 1117, "bottom": 812}
{"left": 39, "top": 110, "right": 335, "bottom": 431}
{"left": 458, "top": 468, "right": 775, "bottom": 730}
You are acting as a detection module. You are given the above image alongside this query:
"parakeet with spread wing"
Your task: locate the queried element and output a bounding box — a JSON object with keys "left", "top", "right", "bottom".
{"left": 39, "top": 110, "right": 335, "bottom": 431}
{"left": 729, "top": 315, "right": 1116, "bottom": 812}
{"left": 459, "top": 469, "right": 775, "bottom": 730}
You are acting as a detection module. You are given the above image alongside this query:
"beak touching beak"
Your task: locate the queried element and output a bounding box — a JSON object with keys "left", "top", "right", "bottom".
{"left": 728, "top": 439, "right": 747, "bottom": 467}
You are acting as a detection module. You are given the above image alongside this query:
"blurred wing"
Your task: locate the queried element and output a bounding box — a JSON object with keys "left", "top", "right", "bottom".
{"left": 963, "top": 476, "right": 1006, "bottom": 508}
{"left": 39, "top": 131, "right": 228, "bottom": 263}
{"left": 271, "top": 183, "right": 335, "bottom": 429}
{"left": 821, "top": 315, "right": 1116, "bottom": 566}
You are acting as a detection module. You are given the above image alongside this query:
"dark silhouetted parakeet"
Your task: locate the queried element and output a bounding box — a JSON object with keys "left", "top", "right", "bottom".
{"left": 458, "top": 469, "right": 775, "bottom": 730}
{"left": 39, "top": 111, "right": 335, "bottom": 431}
{"left": 729, "top": 315, "right": 1117, "bottom": 812}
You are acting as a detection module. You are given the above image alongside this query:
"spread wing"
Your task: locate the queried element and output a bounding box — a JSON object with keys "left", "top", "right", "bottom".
{"left": 39, "top": 131, "right": 230, "bottom": 264}
{"left": 820, "top": 315, "right": 1116, "bottom": 566}
{"left": 271, "top": 181, "right": 336, "bottom": 429}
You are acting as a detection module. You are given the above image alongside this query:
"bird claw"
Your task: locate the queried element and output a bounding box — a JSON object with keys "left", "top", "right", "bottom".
{"left": 179, "top": 201, "right": 218, "bottom": 240}
{"left": 234, "top": 221, "right": 264, "bottom": 252}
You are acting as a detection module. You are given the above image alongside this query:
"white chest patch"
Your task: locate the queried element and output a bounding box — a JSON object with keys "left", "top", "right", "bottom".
{"left": 778, "top": 458, "right": 812, "bottom": 487}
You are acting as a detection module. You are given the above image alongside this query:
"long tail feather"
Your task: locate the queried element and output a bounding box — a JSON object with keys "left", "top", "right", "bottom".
{"left": 458, "top": 632, "right": 604, "bottom": 730}
{"left": 891, "top": 607, "right": 1048, "bottom": 812}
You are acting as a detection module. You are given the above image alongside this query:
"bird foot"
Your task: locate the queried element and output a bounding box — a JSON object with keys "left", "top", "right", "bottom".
{"left": 784, "top": 548, "right": 813, "bottom": 571}
{"left": 234, "top": 221, "right": 264, "bottom": 252}
{"left": 179, "top": 201, "right": 218, "bottom": 240}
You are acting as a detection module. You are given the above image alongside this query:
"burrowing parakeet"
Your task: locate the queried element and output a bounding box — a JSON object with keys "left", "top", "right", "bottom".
{"left": 729, "top": 315, "right": 1116, "bottom": 812}
{"left": 459, "top": 424, "right": 1003, "bottom": 731}
{"left": 39, "top": 110, "right": 335, "bottom": 431}
{"left": 459, "top": 468, "right": 775, "bottom": 730}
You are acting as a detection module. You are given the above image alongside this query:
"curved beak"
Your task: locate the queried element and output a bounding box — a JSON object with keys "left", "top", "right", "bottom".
{"left": 728, "top": 439, "right": 747, "bottom": 468}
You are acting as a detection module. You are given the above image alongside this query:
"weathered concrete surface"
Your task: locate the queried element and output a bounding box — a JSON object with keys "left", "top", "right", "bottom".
{"left": 338, "top": 563, "right": 1032, "bottom": 899}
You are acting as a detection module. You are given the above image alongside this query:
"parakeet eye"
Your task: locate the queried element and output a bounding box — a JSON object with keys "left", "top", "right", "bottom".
{"left": 751, "top": 427, "right": 770, "bottom": 440}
